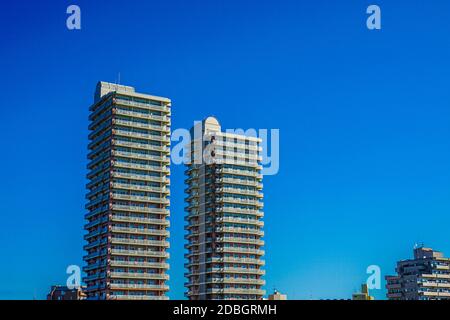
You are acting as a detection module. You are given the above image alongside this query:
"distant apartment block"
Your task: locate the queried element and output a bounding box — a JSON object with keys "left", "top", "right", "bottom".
{"left": 268, "top": 290, "right": 287, "bottom": 300}
{"left": 47, "top": 285, "right": 86, "bottom": 300}
{"left": 185, "top": 117, "right": 265, "bottom": 300}
{"left": 84, "top": 82, "right": 171, "bottom": 300}
{"left": 386, "top": 247, "right": 450, "bottom": 300}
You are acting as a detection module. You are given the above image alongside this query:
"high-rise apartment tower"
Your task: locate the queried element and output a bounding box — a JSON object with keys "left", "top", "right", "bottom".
{"left": 84, "top": 82, "right": 171, "bottom": 300}
{"left": 386, "top": 247, "right": 450, "bottom": 300}
{"left": 185, "top": 117, "right": 265, "bottom": 300}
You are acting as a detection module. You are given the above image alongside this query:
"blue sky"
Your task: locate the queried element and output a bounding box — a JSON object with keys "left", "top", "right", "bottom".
{"left": 0, "top": 0, "right": 449, "bottom": 300}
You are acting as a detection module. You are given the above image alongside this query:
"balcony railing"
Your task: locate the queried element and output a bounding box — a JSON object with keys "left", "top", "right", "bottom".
{"left": 110, "top": 272, "right": 169, "bottom": 280}
{"left": 111, "top": 248, "right": 170, "bottom": 258}
{"left": 111, "top": 226, "right": 169, "bottom": 237}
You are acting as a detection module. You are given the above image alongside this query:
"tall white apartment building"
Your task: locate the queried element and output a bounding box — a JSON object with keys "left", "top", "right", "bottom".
{"left": 185, "top": 117, "right": 265, "bottom": 300}
{"left": 84, "top": 82, "right": 171, "bottom": 300}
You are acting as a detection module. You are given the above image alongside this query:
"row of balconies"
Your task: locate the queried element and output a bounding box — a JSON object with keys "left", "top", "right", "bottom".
{"left": 217, "top": 177, "right": 263, "bottom": 189}
{"left": 113, "top": 161, "right": 170, "bottom": 173}
{"left": 212, "top": 140, "right": 262, "bottom": 152}
{"left": 185, "top": 255, "right": 265, "bottom": 266}
{"left": 217, "top": 237, "right": 265, "bottom": 246}
{"left": 84, "top": 216, "right": 108, "bottom": 230}
{"left": 111, "top": 248, "right": 170, "bottom": 258}
{"left": 110, "top": 215, "right": 169, "bottom": 226}
{"left": 110, "top": 272, "right": 169, "bottom": 280}
{"left": 110, "top": 260, "right": 169, "bottom": 269}
{"left": 112, "top": 150, "right": 170, "bottom": 164}
{"left": 216, "top": 216, "right": 264, "bottom": 227}
{"left": 216, "top": 207, "right": 264, "bottom": 217}
{"left": 216, "top": 247, "right": 265, "bottom": 256}
{"left": 114, "top": 108, "right": 170, "bottom": 123}
{"left": 84, "top": 237, "right": 108, "bottom": 251}
{"left": 215, "top": 226, "right": 264, "bottom": 236}
{"left": 109, "top": 294, "right": 169, "bottom": 300}
{"left": 113, "top": 118, "right": 170, "bottom": 133}
{"left": 111, "top": 171, "right": 170, "bottom": 184}
{"left": 216, "top": 187, "right": 264, "bottom": 198}
{"left": 111, "top": 193, "right": 170, "bottom": 205}
{"left": 111, "top": 204, "right": 168, "bottom": 215}
{"left": 188, "top": 278, "right": 265, "bottom": 286}
{"left": 206, "top": 288, "right": 265, "bottom": 295}
{"left": 220, "top": 167, "right": 263, "bottom": 178}
{"left": 216, "top": 197, "right": 264, "bottom": 207}
{"left": 113, "top": 129, "right": 170, "bottom": 144}
{"left": 110, "top": 283, "right": 169, "bottom": 291}
{"left": 111, "top": 238, "right": 169, "bottom": 247}
{"left": 213, "top": 149, "right": 262, "bottom": 162}
{"left": 183, "top": 235, "right": 264, "bottom": 246}
{"left": 113, "top": 140, "right": 170, "bottom": 153}
{"left": 111, "top": 226, "right": 169, "bottom": 237}
{"left": 114, "top": 97, "right": 170, "bottom": 113}
{"left": 111, "top": 182, "right": 169, "bottom": 194}
{"left": 185, "top": 267, "right": 265, "bottom": 276}
{"left": 89, "top": 109, "right": 112, "bottom": 131}
{"left": 88, "top": 130, "right": 112, "bottom": 150}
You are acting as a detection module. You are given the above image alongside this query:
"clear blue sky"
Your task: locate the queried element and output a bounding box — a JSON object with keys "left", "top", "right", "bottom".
{"left": 0, "top": 0, "right": 449, "bottom": 300}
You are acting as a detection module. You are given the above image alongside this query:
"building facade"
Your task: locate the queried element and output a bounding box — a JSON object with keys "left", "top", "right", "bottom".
{"left": 185, "top": 117, "right": 265, "bottom": 300}
{"left": 47, "top": 285, "right": 87, "bottom": 300}
{"left": 386, "top": 247, "right": 450, "bottom": 300}
{"left": 84, "top": 82, "right": 171, "bottom": 300}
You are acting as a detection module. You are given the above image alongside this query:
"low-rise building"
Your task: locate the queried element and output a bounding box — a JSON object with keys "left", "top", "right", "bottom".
{"left": 386, "top": 246, "right": 450, "bottom": 300}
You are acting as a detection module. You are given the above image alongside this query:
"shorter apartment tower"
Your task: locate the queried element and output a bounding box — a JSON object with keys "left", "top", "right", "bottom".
{"left": 185, "top": 117, "right": 265, "bottom": 300}
{"left": 386, "top": 247, "right": 450, "bottom": 300}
